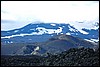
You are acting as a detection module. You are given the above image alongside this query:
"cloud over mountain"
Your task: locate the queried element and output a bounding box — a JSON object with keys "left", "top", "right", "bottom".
{"left": 1, "top": 1, "right": 99, "bottom": 30}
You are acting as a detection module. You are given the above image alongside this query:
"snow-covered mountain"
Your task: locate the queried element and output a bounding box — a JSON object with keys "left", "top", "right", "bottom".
{"left": 1, "top": 21, "right": 99, "bottom": 44}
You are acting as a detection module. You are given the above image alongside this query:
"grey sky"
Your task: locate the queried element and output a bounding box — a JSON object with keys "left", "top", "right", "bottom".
{"left": 1, "top": 1, "right": 99, "bottom": 31}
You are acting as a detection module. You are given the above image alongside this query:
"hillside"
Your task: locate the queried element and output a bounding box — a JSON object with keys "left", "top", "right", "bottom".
{"left": 1, "top": 47, "right": 99, "bottom": 66}
{"left": 1, "top": 34, "right": 97, "bottom": 56}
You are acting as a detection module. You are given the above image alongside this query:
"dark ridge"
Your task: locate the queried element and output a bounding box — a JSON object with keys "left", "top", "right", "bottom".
{"left": 1, "top": 47, "right": 99, "bottom": 66}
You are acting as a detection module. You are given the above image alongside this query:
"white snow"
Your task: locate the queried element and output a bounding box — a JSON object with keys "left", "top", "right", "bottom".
{"left": 4, "top": 41, "right": 13, "bottom": 43}
{"left": 35, "top": 27, "right": 62, "bottom": 35}
{"left": 1, "top": 36, "right": 12, "bottom": 39}
{"left": 66, "top": 32, "right": 71, "bottom": 35}
{"left": 85, "top": 39, "right": 99, "bottom": 43}
{"left": 31, "top": 46, "right": 40, "bottom": 55}
{"left": 71, "top": 33, "right": 74, "bottom": 34}
{"left": 76, "top": 33, "right": 78, "bottom": 35}
{"left": 69, "top": 28, "right": 76, "bottom": 32}
{"left": 8, "top": 41, "right": 9, "bottom": 43}
{"left": 14, "top": 30, "right": 19, "bottom": 32}
{"left": 69, "top": 21, "right": 98, "bottom": 34}
{"left": 10, "top": 41, "right": 13, "bottom": 43}
{"left": 51, "top": 35, "right": 53, "bottom": 36}
{"left": 68, "top": 25, "right": 76, "bottom": 32}
{"left": 61, "top": 33, "right": 63, "bottom": 34}
{"left": 7, "top": 41, "right": 13, "bottom": 43}
{"left": 31, "top": 52, "right": 37, "bottom": 55}
{"left": 68, "top": 24, "right": 89, "bottom": 34}
{"left": 34, "top": 46, "right": 39, "bottom": 51}
{"left": 1, "top": 33, "right": 30, "bottom": 39}
{"left": 30, "top": 29, "right": 35, "bottom": 30}
{"left": 1, "top": 27, "right": 63, "bottom": 39}
{"left": 80, "top": 29, "right": 89, "bottom": 34}
{"left": 62, "top": 26, "right": 65, "bottom": 27}
{"left": 91, "top": 39, "right": 99, "bottom": 42}
{"left": 50, "top": 24, "right": 56, "bottom": 26}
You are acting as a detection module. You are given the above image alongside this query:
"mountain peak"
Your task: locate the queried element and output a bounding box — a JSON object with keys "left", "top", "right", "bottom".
{"left": 1, "top": 23, "right": 99, "bottom": 44}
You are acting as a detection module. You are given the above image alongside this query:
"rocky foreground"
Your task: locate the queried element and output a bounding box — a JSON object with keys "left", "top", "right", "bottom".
{"left": 1, "top": 47, "right": 99, "bottom": 66}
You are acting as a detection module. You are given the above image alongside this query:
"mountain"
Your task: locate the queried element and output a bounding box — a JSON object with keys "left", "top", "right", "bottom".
{"left": 1, "top": 22, "right": 99, "bottom": 44}
{"left": 1, "top": 34, "right": 96, "bottom": 56}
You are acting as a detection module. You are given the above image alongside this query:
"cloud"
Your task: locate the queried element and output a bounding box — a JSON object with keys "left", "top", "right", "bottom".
{"left": 1, "top": 1, "right": 99, "bottom": 30}
{"left": 1, "top": 11, "right": 17, "bottom": 21}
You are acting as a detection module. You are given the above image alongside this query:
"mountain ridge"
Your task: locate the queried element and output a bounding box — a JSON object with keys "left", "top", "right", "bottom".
{"left": 1, "top": 34, "right": 97, "bottom": 56}
{"left": 1, "top": 22, "right": 99, "bottom": 44}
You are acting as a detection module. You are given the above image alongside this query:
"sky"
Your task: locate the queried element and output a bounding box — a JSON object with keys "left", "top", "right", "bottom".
{"left": 1, "top": 1, "right": 99, "bottom": 31}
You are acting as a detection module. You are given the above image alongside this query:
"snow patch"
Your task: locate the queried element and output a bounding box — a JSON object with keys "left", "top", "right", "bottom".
{"left": 1, "top": 26, "right": 63, "bottom": 39}
{"left": 76, "top": 33, "right": 78, "bottom": 35}
{"left": 30, "top": 29, "right": 35, "bottom": 30}
{"left": 61, "top": 33, "right": 63, "bottom": 34}
{"left": 91, "top": 39, "right": 99, "bottom": 42}
{"left": 80, "top": 29, "right": 89, "bottom": 34}
{"left": 1, "top": 33, "right": 30, "bottom": 39}
{"left": 34, "top": 46, "right": 39, "bottom": 51}
{"left": 6, "top": 41, "right": 13, "bottom": 43}
{"left": 36, "top": 27, "right": 62, "bottom": 35}
{"left": 66, "top": 32, "right": 71, "bottom": 35}
{"left": 68, "top": 25, "right": 78, "bottom": 32}
{"left": 51, "top": 35, "right": 53, "bottom": 36}
{"left": 85, "top": 39, "right": 99, "bottom": 43}
{"left": 14, "top": 30, "right": 19, "bottom": 33}
{"left": 31, "top": 46, "right": 40, "bottom": 55}
{"left": 10, "top": 41, "right": 13, "bottom": 43}
{"left": 69, "top": 21, "right": 98, "bottom": 34}
{"left": 62, "top": 26, "right": 65, "bottom": 27}
{"left": 69, "top": 28, "right": 76, "bottom": 32}
{"left": 50, "top": 24, "right": 56, "bottom": 26}
{"left": 8, "top": 41, "right": 9, "bottom": 43}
